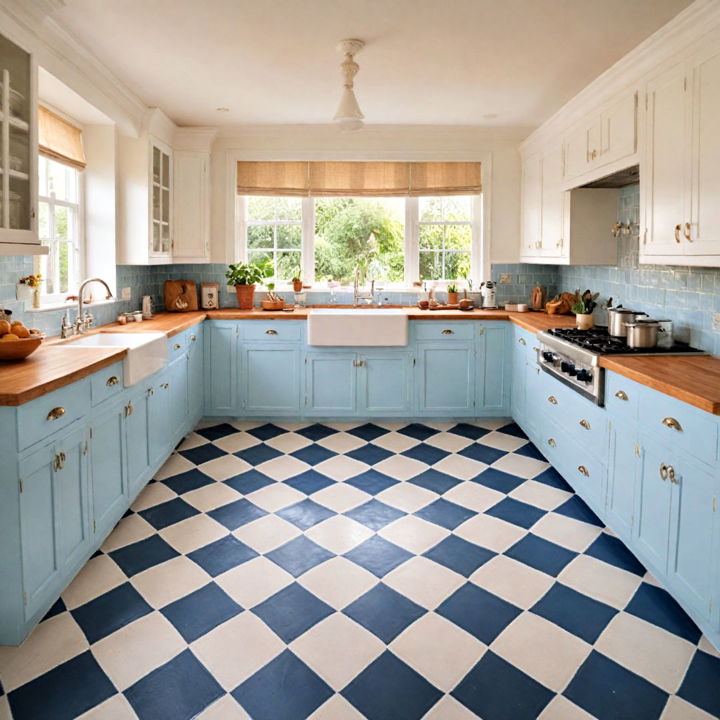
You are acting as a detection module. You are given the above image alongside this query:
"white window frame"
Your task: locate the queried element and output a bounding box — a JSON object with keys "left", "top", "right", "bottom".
{"left": 35, "top": 156, "right": 84, "bottom": 304}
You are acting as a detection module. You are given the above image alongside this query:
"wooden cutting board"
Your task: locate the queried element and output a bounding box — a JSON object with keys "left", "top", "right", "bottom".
{"left": 164, "top": 281, "right": 199, "bottom": 312}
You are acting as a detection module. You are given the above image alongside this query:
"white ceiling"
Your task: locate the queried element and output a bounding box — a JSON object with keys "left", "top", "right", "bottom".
{"left": 54, "top": 0, "right": 693, "bottom": 129}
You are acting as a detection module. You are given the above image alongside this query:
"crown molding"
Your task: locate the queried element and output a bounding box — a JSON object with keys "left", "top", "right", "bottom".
{"left": 520, "top": 0, "right": 720, "bottom": 151}
{"left": 174, "top": 126, "right": 219, "bottom": 152}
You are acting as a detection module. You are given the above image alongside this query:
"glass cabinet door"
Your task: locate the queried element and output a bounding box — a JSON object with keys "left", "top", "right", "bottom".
{"left": 150, "top": 140, "right": 171, "bottom": 256}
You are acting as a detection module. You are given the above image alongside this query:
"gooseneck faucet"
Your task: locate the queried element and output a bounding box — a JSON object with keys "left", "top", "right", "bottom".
{"left": 74, "top": 277, "right": 113, "bottom": 335}
{"left": 353, "top": 266, "right": 375, "bottom": 306}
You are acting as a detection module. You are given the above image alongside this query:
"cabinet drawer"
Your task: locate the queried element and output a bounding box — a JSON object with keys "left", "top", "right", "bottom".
{"left": 18, "top": 379, "right": 91, "bottom": 451}
{"left": 167, "top": 332, "right": 186, "bottom": 361}
{"left": 640, "top": 388, "right": 718, "bottom": 466}
{"left": 241, "top": 321, "right": 302, "bottom": 342}
{"left": 414, "top": 322, "right": 474, "bottom": 341}
{"left": 90, "top": 362, "right": 124, "bottom": 406}
{"left": 605, "top": 371, "right": 640, "bottom": 422}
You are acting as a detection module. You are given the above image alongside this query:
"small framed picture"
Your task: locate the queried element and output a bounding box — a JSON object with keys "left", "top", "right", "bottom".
{"left": 201, "top": 282, "right": 220, "bottom": 310}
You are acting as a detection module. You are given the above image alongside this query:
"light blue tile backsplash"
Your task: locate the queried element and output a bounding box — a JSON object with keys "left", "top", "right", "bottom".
{"left": 1, "top": 181, "right": 717, "bottom": 353}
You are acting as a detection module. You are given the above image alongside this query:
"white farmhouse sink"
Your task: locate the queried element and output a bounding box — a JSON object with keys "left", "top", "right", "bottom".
{"left": 308, "top": 308, "right": 408, "bottom": 346}
{"left": 64, "top": 332, "right": 168, "bottom": 386}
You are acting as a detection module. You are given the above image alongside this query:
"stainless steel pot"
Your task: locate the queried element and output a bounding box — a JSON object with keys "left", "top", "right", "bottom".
{"left": 608, "top": 307, "right": 647, "bottom": 337}
{"left": 625, "top": 320, "right": 659, "bottom": 349}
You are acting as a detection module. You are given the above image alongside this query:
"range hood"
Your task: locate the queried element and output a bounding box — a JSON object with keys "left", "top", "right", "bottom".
{"left": 580, "top": 164, "right": 639, "bottom": 188}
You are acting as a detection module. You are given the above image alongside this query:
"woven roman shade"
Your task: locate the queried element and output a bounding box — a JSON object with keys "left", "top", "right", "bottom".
{"left": 237, "top": 161, "right": 481, "bottom": 197}
{"left": 38, "top": 106, "right": 86, "bottom": 169}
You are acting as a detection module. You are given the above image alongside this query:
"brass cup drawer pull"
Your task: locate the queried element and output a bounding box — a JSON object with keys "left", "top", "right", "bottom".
{"left": 265, "top": 329, "right": 278, "bottom": 335}
{"left": 579, "top": 419, "right": 591, "bottom": 430}
{"left": 547, "top": 395, "right": 558, "bottom": 405}
{"left": 547, "top": 438, "right": 556, "bottom": 448}
{"left": 668, "top": 466, "right": 678, "bottom": 484}
{"left": 47, "top": 407, "right": 66, "bottom": 422}
{"left": 161, "top": 382, "right": 169, "bottom": 390}
{"left": 190, "top": 335, "right": 197, "bottom": 342}
{"left": 518, "top": 337, "right": 526, "bottom": 346}
{"left": 106, "top": 376, "right": 120, "bottom": 387}
{"left": 124, "top": 402, "right": 134, "bottom": 417}
{"left": 441, "top": 329, "right": 454, "bottom": 335}
{"left": 52, "top": 453, "right": 65, "bottom": 472}
{"left": 578, "top": 465, "right": 590, "bottom": 477}
{"left": 614, "top": 390, "right": 628, "bottom": 401}
{"left": 659, "top": 463, "right": 669, "bottom": 481}
{"left": 684, "top": 222, "right": 692, "bottom": 242}
{"left": 147, "top": 387, "right": 154, "bottom": 396}
{"left": 674, "top": 224, "right": 682, "bottom": 243}
{"left": 662, "top": 417, "right": 683, "bottom": 432}
{"left": 173, "top": 343, "right": 181, "bottom": 350}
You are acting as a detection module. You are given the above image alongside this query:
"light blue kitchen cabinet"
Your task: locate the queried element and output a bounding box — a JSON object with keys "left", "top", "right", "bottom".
{"left": 415, "top": 343, "right": 475, "bottom": 416}
{"left": 167, "top": 355, "right": 189, "bottom": 439}
{"left": 125, "top": 384, "right": 151, "bottom": 499}
{"left": 89, "top": 397, "right": 127, "bottom": 536}
{"left": 242, "top": 344, "right": 301, "bottom": 415}
{"left": 306, "top": 352, "right": 357, "bottom": 415}
{"left": 204, "top": 321, "right": 238, "bottom": 415}
{"left": 147, "top": 367, "right": 171, "bottom": 468}
{"left": 510, "top": 327, "right": 528, "bottom": 421}
{"left": 476, "top": 323, "right": 510, "bottom": 415}
{"left": 606, "top": 420, "right": 640, "bottom": 542}
{"left": 187, "top": 325, "right": 204, "bottom": 422}
{"left": 358, "top": 351, "right": 413, "bottom": 415}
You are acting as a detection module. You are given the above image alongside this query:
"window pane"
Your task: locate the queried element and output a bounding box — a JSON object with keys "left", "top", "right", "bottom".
{"left": 248, "top": 250, "right": 272, "bottom": 268}
{"left": 275, "top": 197, "right": 302, "bottom": 222}
{"left": 47, "top": 159, "right": 67, "bottom": 200}
{"left": 277, "top": 224, "right": 301, "bottom": 249}
{"left": 443, "top": 196, "right": 472, "bottom": 222}
{"left": 55, "top": 206, "right": 69, "bottom": 239}
{"left": 419, "top": 225, "right": 443, "bottom": 250}
{"left": 59, "top": 241, "right": 69, "bottom": 294}
{"left": 419, "top": 197, "right": 442, "bottom": 222}
{"left": 247, "top": 225, "right": 273, "bottom": 249}
{"left": 247, "top": 197, "right": 277, "bottom": 222}
{"left": 444, "top": 225, "right": 472, "bottom": 251}
{"left": 39, "top": 202, "right": 49, "bottom": 240}
{"left": 38, "top": 156, "right": 48, "bottom": 196}
{"left": 419, "top": 251, "right": 442, "bottom": 281}
{"left": 444, "top": 251, "right": 471, "bottom": 279}
{"left": 276, "top": 251, "right": 301, "bottom": 280}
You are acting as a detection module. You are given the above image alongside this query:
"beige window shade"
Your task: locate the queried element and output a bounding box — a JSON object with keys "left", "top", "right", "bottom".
{"left": 237, "top": 161, "right": 481, "bottom": 197}
{"left": 38, "top": 107, "right": 86, "bottom": 169}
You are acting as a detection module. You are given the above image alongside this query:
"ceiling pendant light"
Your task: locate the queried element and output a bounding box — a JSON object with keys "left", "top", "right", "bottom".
{"left": 333, "top": 39, "right": 365, "bottom": 132}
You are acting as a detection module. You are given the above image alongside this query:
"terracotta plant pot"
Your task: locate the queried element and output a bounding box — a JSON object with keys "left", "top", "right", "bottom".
{"left": 292, "top": 279, "right": 303, "bottom": 292}
{"left": 576, "top": 313, "right": 595, "bottom": 330}
{"left": 235, "top": 284, "right": 256, "bottom": 310}
{"left": 447, "top": 292, "right": 459, "bottom": 305}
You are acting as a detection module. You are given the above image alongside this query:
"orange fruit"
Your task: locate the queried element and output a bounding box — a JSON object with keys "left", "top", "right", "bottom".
{"left": 0, "top": 320, "right": 10, "bottom": 335}
{"left": 0, "top": 333, "right": 19, "bottom": 342}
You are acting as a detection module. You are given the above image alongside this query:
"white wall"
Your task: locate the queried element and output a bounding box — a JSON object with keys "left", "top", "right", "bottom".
{"left": 210, "top": 125, "right": 526, "bottom": 271}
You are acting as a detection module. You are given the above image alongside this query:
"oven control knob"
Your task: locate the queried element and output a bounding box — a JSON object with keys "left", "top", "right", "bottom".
{"left": 576, "top": 369, "right": 592, "bottom": 383}
{"left": 560, "top": 361, "right": 576, "bottom": 376}
{"left": 542, "top": 351, "right": 555, "bottom": 362}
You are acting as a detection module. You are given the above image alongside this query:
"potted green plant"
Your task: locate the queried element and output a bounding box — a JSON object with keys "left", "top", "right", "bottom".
{"left": 262, "top": 281, "right": 285, "bottom": 311}
{"left": 572, "top": 289, "right": 599, "bottom": 330}
{"left": 447, "top": 283, "right": 459, "bottom": 305}
{"left": 225, "top": 260, "right": 273, "bottom": 309}
{"left": 292, "top": 277, "right": 303, "bottom": 292}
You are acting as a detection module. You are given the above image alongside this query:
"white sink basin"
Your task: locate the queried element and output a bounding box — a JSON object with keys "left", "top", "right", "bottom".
{"left": 308, "top": 308, "right": 408, "bottom": 346}
{"left": 64, "top": 332, "right": 168, "bottom": 386}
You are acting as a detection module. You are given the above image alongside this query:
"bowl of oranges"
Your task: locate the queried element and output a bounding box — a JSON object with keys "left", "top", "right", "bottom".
{"left": 0, "top": 319, "right": 44, "bottom": 360}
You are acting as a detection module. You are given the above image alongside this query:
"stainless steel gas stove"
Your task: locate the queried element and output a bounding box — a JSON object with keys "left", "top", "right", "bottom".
{"left": 536, "top": 326, "right": 706, "bottom": 405}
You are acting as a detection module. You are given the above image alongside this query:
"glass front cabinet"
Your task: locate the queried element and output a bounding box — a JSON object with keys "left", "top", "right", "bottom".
{"left": 150, "top": 138, "right": 172, "bottom": 258}
{"left": 0, "top": 31, "right": 39, "bottom": 250}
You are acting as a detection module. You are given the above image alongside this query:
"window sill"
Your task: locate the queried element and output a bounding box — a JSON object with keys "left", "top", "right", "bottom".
{"left": 25, "top": 298, "right": 116, "bottom": 314}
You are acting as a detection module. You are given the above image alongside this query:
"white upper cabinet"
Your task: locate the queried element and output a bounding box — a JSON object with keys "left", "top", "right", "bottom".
{"left": 0, "top": 31, "right": 40, "bottom": 254}
{"left": 150, "top": 139, "right": 172, "bottom": 259}
{"left": 172, "top": 150, "right": 210, "bottom": 263}
{"left": 520, "top": 152, "right": 541, "bottom": 258}
{"left": 540, "top": 146, "right": 565, "bottom": 259}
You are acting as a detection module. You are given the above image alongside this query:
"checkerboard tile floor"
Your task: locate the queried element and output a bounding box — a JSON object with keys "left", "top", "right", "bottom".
{"left": 1, "top": 419, "right": 719, "bottom": 720}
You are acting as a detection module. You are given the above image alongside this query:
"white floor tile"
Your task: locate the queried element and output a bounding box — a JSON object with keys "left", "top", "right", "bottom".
{"left": 478, "top": 431, "right": 529, "bottom": 452}
{"left": 433, "top": 454, "right": 487, "bottom": 480}
{"left": 442, "top": 481, "right": 505, "bottom": 513}
{"left": 130, "top": 482, "right": 177, "bottom": 512}
{"left": 373, "top": 455, "right": 429, "bottom": 481}
{"left": 194, "top": 695, "right": 250, "bottom": 720}
{"left": 130, "top": 556, "right": 211, "bottom": 609}
{"left": 453, "top": 514, "right": 526, "bottom": 553}
{"left": 245, "top": 482, "right": 306, "bottom": 511}
{"left": 61, "top": 554, "right": 127, "bottom": 610}
{"left": 213, "top": 433, "right": 261, "bottom": 454}
{"left": 422, "top": 695, "right": 479, "bottom": 719}
{"left": 100, "top": 514, "right": 156, "bottom": 553}
{"left": 509, "top": 479, "right": 572, "bottom": 511}
{"left": 311, "top": 483, "right": 370, "bottom": 513}
{"left": 298, "top": 557, "right": 378, "bottom": 610}
{"left": 199, "top": 454, "right": 252, "bottom": 481}
{"left": 470, "top": 555, "right": 554, "bottom": 609}
{"left": 316, "top": 432, "right": 367, "bottom": 454}
{"left": 183, "top": 482, "right": 242, "bottom": 512}
{"left": 661, "top": 695, "right": 718, "bottom": 720}
{"left": 305, "top": 515, "right": 374, "bottom": 554}
{"left": 538, "top": 695, "right": 596, "bottom": 720}
{"left": 159, "top": 513, "right": 228, "bottom": 554}
{"left": 375, "top": 483, "right": 436, "bottom": 513}
{"left": 255, "top": 455, "right": 312, "bottom": 481}
{"left": 531, "top": 511, "right": 603, "bottom": 553}
{"left": 378, "top": 515, "right": 450, "bottom": 555}
{"left": 232, "top": 514, "right": 302, "bottom": 553}
{"left": 369, "top": 432, "right": 421, "bottom": 453}
{"left": 309, "top": 694, "right": 366, "bottom": 719}
{"left": 75, "top": 693, "right": 139, "bottom": 720}
{"left": 423, "top": 432, "right": 473, "bottom": 453}
{"left": 153, "top": 453, "right": 196, "bottom": 480}
{"left": 384, "top": 557, "right": 464, "bottom": 610}
{"left": 491, "top": 453, "right": 549, "bottom": 479}
{"left": 314, "top": 455, "right": 370, "bottom": 481}
{"left": 215, "top": 557, "right": 294, "bottom": 608}
{"left": 558, "top": 554, "right": 643, "bottom": 610}
{"left": 176, "top": 432, "right": 209, "bottom": 451}
{"left": 264, "top": 432, "right": 312, "bottom": 453}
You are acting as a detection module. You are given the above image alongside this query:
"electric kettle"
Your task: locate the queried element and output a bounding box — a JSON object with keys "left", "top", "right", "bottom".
{"left": 480, "top": 281, "right": 497, "bottom": 309}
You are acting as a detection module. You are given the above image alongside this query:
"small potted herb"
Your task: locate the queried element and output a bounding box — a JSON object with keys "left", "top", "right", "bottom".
{"left": 292, "top": 277, "right": 303, "bottom": 292}
{"left": 225, "top": 260, "right": 273, "bottom": 310}
{"left": 447, "top": 283, "right": 459, "bottom": 305}
{"left": 262, "top": 281, "right": 285, "bottom": 311}
{"left": 572, "top": 289, "right": 599, "bottom": 330}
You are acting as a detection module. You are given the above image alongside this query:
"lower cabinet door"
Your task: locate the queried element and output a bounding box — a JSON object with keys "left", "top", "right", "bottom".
{"left": 358, "top": 351, "right": 412, "bottom": 416}
{"left": 125, "top": 387, "right": 151, "bottom": 499}
{"left": 606, "top": 422, "right": 640, "bottom": 541}
{"left": 242, "top": 344, "right": 301, "bottom": 415}
{"left": 187, "top": 326, "right": 204, "bottom": 421}
{"left": 167, "top": 357, "right": 189, "bottom": 443}
{"left": 90, "top": 399, "right": 127, "bottom": 535}
{"left": 306, "top": 353, "right": 357, "bottom": 415}
{"left": 416, "top": 343, "right": 475, "bottom": 416}
{"left": 476, "top": 324, "right": 509, "bottom": 415}
{"left": 148, "top": 370, "right": 171, "bottom": 469}
{"left": 204, "top": 321, "right": 238, "bottom": 415}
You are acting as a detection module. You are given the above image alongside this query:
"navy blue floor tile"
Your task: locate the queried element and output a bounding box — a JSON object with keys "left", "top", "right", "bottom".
{"left": 162, "top": 583, "right": 242, "bottom": 642}
{"left": 207, "top": 498, "right": 268, "bottom": 530}
{"left": 252, "top": 584, "right": 333, "bottom": 643}
{"left": 285, "top": 469, "right": 336, "bottom": 495}
{"left": 277, "top": 498, "right": 336, "bottom": 530}
{"left": 397, "top": 423, "right": 438, "bottom": 441}
{"left": 224, "top": 469, "right": 275, "bottom": 495}
{"left": 345, "top": 499, "right": 405, "bottom": 531}
{"left": 232, "top": 650, "right": 333, "bottom": 720}
{"left": 472, "top": 467, "right": 525, "bottom": 493}
{"left": 344, "top": 535, "right": 413, "bottom": 578}
{"left": 448, "top": 423, "right": 490, "bottom": 440}
{"left": 108, "top": 535, "right": 179, "bottom": 577}
{"left": 584, "top": 533, "right": 646, "bottom": 576}
{"left": 678, "top": 650, "right": 720, "bottom": 717}
{"left": 41, "top": 596, "right": 66, "bottom": 623}
{"left": 452, "top": 651, "right": 554, "bottom": 720}
{"left": 343, "top": 584, "right": 426, "bottom": 643}
{"left": 414, "top": 498, "right": 475, "bottom": 530}
{"left": 234, "top": 443, "right": 282, "bottom": 465}
{"left": 138, "top": 497, "right": 199, "bottom": 530}
{"left": 532, "top": 466, "right": 572, "bottom": 491}
{"left": 246, "top": 423, "right": 286, "bottom": 441}
{"left": 8, "top": 651, "right": 115, "bottom": 720}
{"left": 505, "top": 534, "right": 577, "bottom": 577}
{"left": 409, "top": 468, "right": 462, "bottom": 494}
{"left": 161, "top": 468, "right": 214, "bottom": 495}
{"left": 342, "top": 650, "right": 443, "bottom": 720}
{"left": 564, "top": 650, "right": 668, "bottom": 720}
{"left": 554, "top": 495, "right": 604, "bottom": 526}
{"left": 72, "top": 583, "right": 152, "bottom": 644}
{"left": 486, "top": 497, "right": 545, "bottom": 529}
{"left": 266, "top": 536, "right": 335, "bottom": 577}
{"left": 459, "top": 443, "right": 507, "bottom": 464}
{"left": 348, "top": 423, "right": 389, "bottom": 442}
{"left": 125, "top": 649, "right": 224, "bottom": 720}
{"left": 437, "top": 583, "right": 521, "bottom": 644}
{"left": 296, "top": 423, "right": 337, "bottom": 441}
{"left": 402, "top": 444, "right": 449, "bottom": 465}
{"left": 346, "top": 469, "right": 398, "bottom": 495}
{"left": 625, "top": 583, "right": 702, "bottom": 644}
{"left": 531, "top": 583, "right": 617, "bottom": 644}
{"left": 346, "top": 443, "right": 394, "bottom": 465}
{"left": 291, "top": 444, "right": 337, "bottom": 466}
{"left": 423, "top": 535, "right": 496, "bottom": 577}
{"left": 497, "top": 422, "right": 528, "bottom": 439}
{"left": 195, "top": 423, "right": 238, "bottom": 441}
{"left": 179, "top": 443, "right": 225, "bottom": 465}
{"left": 188, "top": 535, "right": 258, "bottom": 577}
{"left": 513, "top": 441, "right": 545, "bottom": 461}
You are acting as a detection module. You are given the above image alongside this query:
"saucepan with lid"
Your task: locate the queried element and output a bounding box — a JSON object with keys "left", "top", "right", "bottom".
{"left": 608, "top": 307, "right": 647, "bottom": 337}
{"left": 625, "top": 318, "right": 660, "bottom": 349}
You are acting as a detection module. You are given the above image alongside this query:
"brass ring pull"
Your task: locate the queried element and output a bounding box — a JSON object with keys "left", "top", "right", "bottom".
{"left": 106, "top": 376, "right": 119, "bottom": 387}
{"left": 578, "top": 465, "right": 589, "bottom": 477}
{"left": 674, "top": 224, "right": 682, "bottom": 243}
{"left": 668, "top": 466, "right": 678, "bottom": 484}
{"left": 441, "top": 329, "right": 454, "bottom": 335}
{"left": 659, "top": 463, "right": 668, "bottom": 481}
{"left": 662, "top": 417, "right": 683, "bottom": 431}
{"left": 547, "top": 438, "right": 556, "bottom": 448}
{"left": 614, "top": 390, "right": 628, "bottom": 401}
{"left": 684, "top": 222, "right": 692, "bottom": 242}
{"left": 579, "top": 419, "right": 591, "bottom": 430}
{"left": 518, "top": 338, "right": 526, "bottom": 345}
{"left": 47, "top": 407, "right": 66, "bottom": 421}
{"left": 173, "top": 343, "right": 181, "bottom": 350}
{"left": 547, "top": 396, "right": 558, "bottom": 405}
{"left": 265, "top": 329, "right": 278, "bottom": 335}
